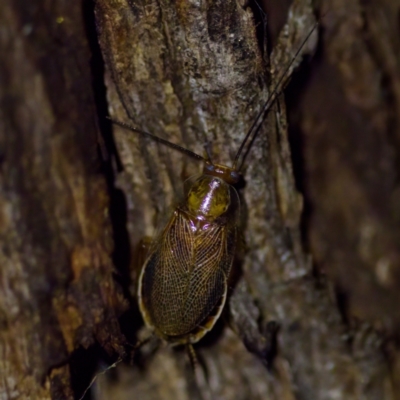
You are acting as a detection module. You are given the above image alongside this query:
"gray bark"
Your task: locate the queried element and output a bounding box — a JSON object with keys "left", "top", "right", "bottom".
{"left": 0, "top": 0, "right": 399, "bottom": 399}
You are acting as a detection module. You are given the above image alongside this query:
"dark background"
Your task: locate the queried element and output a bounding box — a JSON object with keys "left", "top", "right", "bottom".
{"left": 0, "top": 0, "right": 399, "bottom": 399}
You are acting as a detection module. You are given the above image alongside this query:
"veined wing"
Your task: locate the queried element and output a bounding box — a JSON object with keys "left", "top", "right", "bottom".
{"left": 139, "top": 210, "right": 236, "bottom": 339}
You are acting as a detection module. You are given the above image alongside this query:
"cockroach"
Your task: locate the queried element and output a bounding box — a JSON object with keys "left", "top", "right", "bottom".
{"left": 107, "top": 24, "right": 318, "bottom": 361}
{"left": 77, "top": 19, "right": 319, "bottom": 400}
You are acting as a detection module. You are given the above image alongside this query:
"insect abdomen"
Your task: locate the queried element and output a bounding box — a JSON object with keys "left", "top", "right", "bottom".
{"left": 139, "top": 212, "right": 236, "bottom": 342}
{"left": 138, "top": 174, "right": 239, "bottom": 344}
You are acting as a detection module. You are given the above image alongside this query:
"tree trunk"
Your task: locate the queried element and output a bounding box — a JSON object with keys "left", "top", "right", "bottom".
{"left": 0, "top": 1, "right": 126, "bottom": 399}
{"left": 1, "top": 0, "right": 399, "bottom": 399}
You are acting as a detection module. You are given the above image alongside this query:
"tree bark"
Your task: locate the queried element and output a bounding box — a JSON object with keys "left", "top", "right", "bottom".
{"left": 0, "top": 1, "right": 126, "bottom": 399}
{"left": 1, "top": 0, "right": 399, "bottom": 399}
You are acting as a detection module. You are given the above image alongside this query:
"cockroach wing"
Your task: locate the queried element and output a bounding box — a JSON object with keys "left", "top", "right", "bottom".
{"left": 138, "top": 209, "right": 237, "bottom": 343}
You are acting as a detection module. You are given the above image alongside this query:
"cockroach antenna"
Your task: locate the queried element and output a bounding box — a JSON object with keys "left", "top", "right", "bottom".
{"left": 106, "top": 117, "right": 206, "bottom": 162}
{"left": 232, "top": 20, "right": 319, "bottom": 171}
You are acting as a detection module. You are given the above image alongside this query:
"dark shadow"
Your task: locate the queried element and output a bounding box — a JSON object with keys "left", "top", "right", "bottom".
{"left": 69, "top": 1, "right": 135, "bottom": 398}
{"left": 69, "top": 344, "right": 112, "bottom": 400}
{"left": 249, "top": 0, "right": 270, "bottom": 58}
{"left": 285, "top": 27, "right": 324, "bottom": 256}
{"left": 81, "top": 0, "right": 131, "bottom": 280}
{"left": 257, "top": 0, "right": 293, "bottom": 51}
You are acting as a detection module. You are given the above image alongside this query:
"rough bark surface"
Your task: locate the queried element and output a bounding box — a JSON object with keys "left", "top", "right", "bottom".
{"left": 0, "top": 1, "right": 126, "bottom": 399}
{"left": 291, "top": 0, "right": 400, "bottom": 345}
{"left": 1, "top": 0, "right": 399, "bottom": 399}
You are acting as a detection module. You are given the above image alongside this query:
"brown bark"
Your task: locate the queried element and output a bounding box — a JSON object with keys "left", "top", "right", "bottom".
{"left": 0, "top": 1, "right": 126, "bottom": 399}
{"left": 93, "top": 0, "right": 398, "bottom": 399}
{"left": 292, "top": 0, "right": 400, "bottom": 342}
{"left": 1, "top": 0, "right": 399, "bottom": 399}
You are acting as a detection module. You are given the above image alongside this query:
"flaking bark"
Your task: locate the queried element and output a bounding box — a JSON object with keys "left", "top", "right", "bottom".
{"left": 0, "top": 1, "right": 126, "bottom": 399}
{"left": 1, "top": 0, "right": 399, "bottom": 399}
{"left": 94, "top": 0, "right": 397, "bottom": 399}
